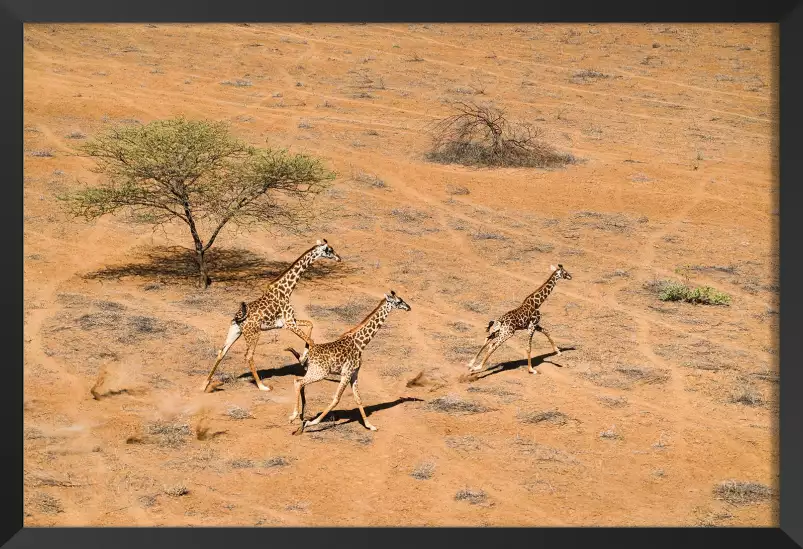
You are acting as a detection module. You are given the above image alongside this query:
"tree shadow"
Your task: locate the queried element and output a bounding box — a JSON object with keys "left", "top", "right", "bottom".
{"left": 467, "top": 346, "right": 576, "bottom": 381}
{"left": 83, "top": 245, "right": 359, "bottom": 287}
{"left": 302, "top": 396, "right": 425, "bottom": 430}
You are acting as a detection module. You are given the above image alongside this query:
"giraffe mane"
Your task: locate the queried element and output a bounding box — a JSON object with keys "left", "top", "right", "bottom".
{"left": 530, "top": 268, "right": 559, "bottom": 296}
{"left": 344, "top": 298, "right": 386, "bottom": 335}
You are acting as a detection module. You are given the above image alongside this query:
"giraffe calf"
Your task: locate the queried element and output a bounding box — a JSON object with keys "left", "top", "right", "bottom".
{"left": 468, "top": 264, "right": 572, "bottom": 375}
{"left": 286, "top": 291, "right": 412, "bottom": 434}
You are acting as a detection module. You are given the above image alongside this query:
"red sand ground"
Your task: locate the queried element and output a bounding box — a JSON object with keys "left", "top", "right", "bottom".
{"left": 24, "top": 23, "right": 778, "bottom": 526}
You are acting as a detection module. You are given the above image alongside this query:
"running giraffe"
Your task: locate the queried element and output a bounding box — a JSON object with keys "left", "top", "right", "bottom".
{"left": 285, "top": 291, "right": 412, "bottom": 433}
{"left": 468, "top": 264, "right": 572, "bottom": 375}
{"left": 200, "top": 239, "right": 341, "bottom": 393}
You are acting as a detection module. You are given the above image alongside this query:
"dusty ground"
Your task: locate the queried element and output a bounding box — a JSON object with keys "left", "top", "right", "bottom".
{"left": 23, "top": 23, "right": 779, "bottom": 526}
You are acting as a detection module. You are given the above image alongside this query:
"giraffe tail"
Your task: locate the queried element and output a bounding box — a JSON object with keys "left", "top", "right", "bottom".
{"left": 233, "top": 301, "right": 248, "bottom": 324}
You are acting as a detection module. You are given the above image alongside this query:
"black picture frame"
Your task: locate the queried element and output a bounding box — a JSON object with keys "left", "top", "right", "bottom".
{"left": 4, "top": 0, "right": 800, "bottom": 547}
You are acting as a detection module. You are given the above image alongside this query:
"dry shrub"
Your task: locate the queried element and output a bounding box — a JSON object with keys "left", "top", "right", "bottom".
{"left": 426, "top": 101, "right": 575, "bottom": 169}
{"left": 454, "top": 488, "right": 488, "bottom": 504}
{"left": 411, "top": 461, "right": 436, "bottom": 480}
{"left": 714, "top": 480, "right": 773, "bottom": 505}
{"left": 429, "top": 394, "right": 489, "bottom": 415}
{"left": 518, "top": 409, "right": 569, "bottom": 425}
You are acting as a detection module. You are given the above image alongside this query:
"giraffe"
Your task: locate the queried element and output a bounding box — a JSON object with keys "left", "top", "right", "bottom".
{"left": 284, "top": 291, "right": 412, "bottom": 434}
{"left": 200, "top": 239, "right": 341, "bottom": 393}
{"left": 467, "top": 264, "right": 572, "bottom": 375}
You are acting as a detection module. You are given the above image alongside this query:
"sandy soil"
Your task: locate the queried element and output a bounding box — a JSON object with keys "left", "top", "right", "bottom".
{"left": 23, "top": 23, "right": 779, "bottom": 526}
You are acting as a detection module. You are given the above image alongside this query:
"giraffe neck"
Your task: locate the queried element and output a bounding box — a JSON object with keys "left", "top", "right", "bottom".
{"left": 270, "top": 246, "right": 318, "bottom": 297}
{"left": 349, "top": 300, "right": 392, "bottom": 352}
{"left": 526, "top": 272, "right": 559, "bottom": 308}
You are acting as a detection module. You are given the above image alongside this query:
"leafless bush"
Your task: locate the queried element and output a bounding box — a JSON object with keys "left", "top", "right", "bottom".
{"left": 229, "top": 458, "right": 255, "bottom": 469}
{"left": 426, "top": 101, "right": 575, "bottom": 169}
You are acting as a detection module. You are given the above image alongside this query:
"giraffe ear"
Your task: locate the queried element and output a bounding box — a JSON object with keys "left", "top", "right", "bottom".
{"left": 323, "top": 238, "right": 328, "bottom": 244}
{"left": 390, "top": 290, "right": 396, "bottom": 296}
{"left": 550, "top": 264, "right": 557, "bottom": 271}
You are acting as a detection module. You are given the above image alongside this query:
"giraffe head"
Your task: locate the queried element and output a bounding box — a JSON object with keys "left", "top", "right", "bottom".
{"left": 385, "top": 290, "right": 411, "bottom": 311}
{"left": 313, "top": 239, "right": 341, "bottom": 262}
{"left": 550, "top": 264, "right": 572, "bottom": 281}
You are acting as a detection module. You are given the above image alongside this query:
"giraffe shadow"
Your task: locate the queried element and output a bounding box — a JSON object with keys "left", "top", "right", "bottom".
{"left": 302, "top": 396, "right": 425, "bottom": 430}
{"left": 468, "top": 346, "right": 576, "bottom": 381}
{"left": 238, "top": 361, "right": 307, "bottom": 382}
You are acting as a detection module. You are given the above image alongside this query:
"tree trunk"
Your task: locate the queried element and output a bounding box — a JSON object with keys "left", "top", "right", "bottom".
{"left": 196, "top": 250, "right": 211, "bottom": 289}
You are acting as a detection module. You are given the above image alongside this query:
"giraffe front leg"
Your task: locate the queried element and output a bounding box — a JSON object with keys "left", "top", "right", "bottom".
{"left": 304, "top": 375, "right": 350, "bottom": 429}
{"left": 350, "top": 371, "right": 376, "bottom": 431}
{"left": 536, "top": 325, "right": 560, "bottom": 355}
{"left": 527, "top": 326, "right": 539, "bottom": 375}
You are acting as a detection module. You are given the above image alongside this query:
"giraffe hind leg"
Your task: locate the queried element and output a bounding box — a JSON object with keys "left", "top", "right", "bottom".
{"left": 201, "top": 322, "right": 242, "bottom": 392}
{"left": 476, "top": 332, "right": 515, "bottom": 371}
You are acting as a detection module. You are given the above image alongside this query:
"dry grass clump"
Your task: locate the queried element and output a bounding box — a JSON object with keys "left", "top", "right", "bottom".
{"left": 518, "top": 409, "right": 570, "bottom": 425}
{"left": 598, "top": 395, "right": 628, "bottom": 408}
{"left": 226, "top": 405, "right": 253, "bottom": 420}
{"left": 163, "top": 484, "right": 189, "bottom": 497}
{"left": 714, "top": 480, "right": 773, "bottom": 505}
{"left": 144, "top": 421, "right": 192, "bottom": 447}
{"left": 30, "top": 492, "right": 64, "bottom": 515}
{"left": 429, "top": 394, "right": 489, "bottom": 415}
{"left": 410, "top": 461, "right": 436, "bottom": 480}
{"left": 454, "top": 488, "right": 488, "bottom": 505}
{"left": 426, "top": 101, "right": 575, "bottom": 169}
{"left": 263, "top": 456, "right": 290, "bottom": 468}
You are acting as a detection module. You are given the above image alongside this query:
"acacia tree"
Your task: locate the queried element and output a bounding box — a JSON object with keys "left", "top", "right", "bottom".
{"left": 61, "top": 117, "right": 335, "bottom": 288}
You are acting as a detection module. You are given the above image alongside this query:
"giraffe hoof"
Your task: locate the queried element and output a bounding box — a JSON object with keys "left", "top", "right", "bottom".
{"left": 366, "top": 424, "right": 378, "bottom": 432}
{"left": 258, "top": 384, "right": 273, "bottom": 392}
